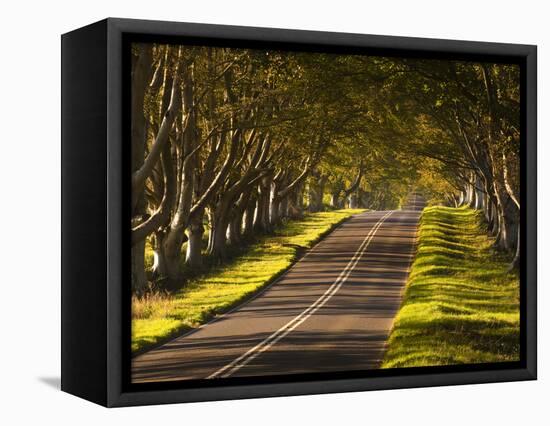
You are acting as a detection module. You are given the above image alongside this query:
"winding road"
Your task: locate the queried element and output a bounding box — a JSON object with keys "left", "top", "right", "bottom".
{"left": 132, "top": 193, "right": 426, "bottom": 383}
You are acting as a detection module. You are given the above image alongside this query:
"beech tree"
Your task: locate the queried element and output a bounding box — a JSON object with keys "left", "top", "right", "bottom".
{"left": 130, "top": 43, "right": 521, "bottom": 293}
{"left": 385, "top": 59, "right": 521, "bottom": 269}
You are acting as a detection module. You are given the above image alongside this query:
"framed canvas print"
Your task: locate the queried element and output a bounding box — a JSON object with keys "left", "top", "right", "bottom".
{"left": 61, "top": 18, "right": 537, "bottom": 407}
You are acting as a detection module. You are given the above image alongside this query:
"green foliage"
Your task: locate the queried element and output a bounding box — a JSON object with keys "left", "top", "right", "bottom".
{"left": 132, "top": 209, "right": 365, "bottom": 353}
{"left": 382, "top": 206, "right": 519, "bottom": 368}
{"left": 132, "top": 43, "right": 521, "bottom": 354}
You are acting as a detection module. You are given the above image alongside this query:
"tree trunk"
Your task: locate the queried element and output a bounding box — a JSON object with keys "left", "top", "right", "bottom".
{"left": 243, "top": 198, "right": 256, "bottom": 237}
{"left": 130, "top": 47, "right": 154, "bottom": 294}
{"left": 493, "top": 179, "right": 519, "bottom": 252}
{"left": 185, "top": 216, "right": 204, "bottom": 268}
{"left": 342, "top": 167, "right": 364, "bottom": 208}
{"left": 361, "top": 191, "right": 372, "bottom": 209}
{"left": 486, "top": 199, "right": 497, "bottom": 235}
{"left": 132, "top": 52, "right": 182, "bottom": 212}
{"left": 254, "top": 177, "right": 272, "bottom": 233}
{"left": 509, "top": 227, "right": 520, "bottom": 271}
{"left": 473, "top": 175, "right": 485, "bottom": 210}
{"left": 206, "top": 208, "right": 215, "bottom": 254}
{"left": 270, "top": 197, "right": 282, "bottom": 227}
{"left": 259, "top": 194, "right": 271, "bottom": 232}
{"left": 465, "top": 177, "right": 476, "bottom": 208}
{"left": 157, "top": 232, "right": 186, "bottom": 288}
{"left": 458, "top": 191, "right": 465, "bottom": 206}
{"left": 156, "top": 62, "right": 196, "bottom": 287}
{"left": 287, "top": 185, "right": 304, "bottom": 219}
{"left": 330, "top": 192, "right": 341, "bottom": 208}
{"left": 150, "top": 232, "right": 166, "bottom": 278}
{"left": 308, "top": 174, "right": 326, "bottom": 212}
{"left": 280, "top": 196, "right": 289, "bottom": 219}
{"left": 210, "top": 212, "right": 230, "bottom": 261}
{"left": 502, "top": 197, "right": 519, "bottom": 251}
{"left": 227, "top": 210, "right": 243, "bottom": 246}
{"left": 348, "top": 191, "right": 359, "bottom": 209}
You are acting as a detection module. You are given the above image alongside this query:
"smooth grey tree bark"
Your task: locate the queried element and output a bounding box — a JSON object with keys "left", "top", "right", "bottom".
{"left": 307, "top": 171, "right": 326, "bottom": 213}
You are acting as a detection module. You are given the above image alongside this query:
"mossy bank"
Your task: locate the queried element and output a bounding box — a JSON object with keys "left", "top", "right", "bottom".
{"left": 382, "top": 206, "right": 520, "bottom": 368}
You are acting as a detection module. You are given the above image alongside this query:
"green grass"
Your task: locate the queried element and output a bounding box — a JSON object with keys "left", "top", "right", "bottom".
{"left": 381, "top": 206, "right": 520, "bottom": 368}
{"left": 132, "top": 209, "right": 365, "bottom": 353}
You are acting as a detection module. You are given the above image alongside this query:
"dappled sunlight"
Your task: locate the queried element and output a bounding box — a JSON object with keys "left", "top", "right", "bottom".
{"left": 124, "top": 42, "right": 521, "bottom": 381}
{"left": 131, "top": 209, "right": 420, "bottom": 381}
{"left": 131, "top": 209, "right": 364, "bottom": 353}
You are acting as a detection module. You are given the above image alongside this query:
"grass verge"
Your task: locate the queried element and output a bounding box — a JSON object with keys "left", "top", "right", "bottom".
{"left": 381, "top": 206, "right": 520, "bottom": 368}
{"left": 132, "top": 209, "right": 365, "bottom": 354}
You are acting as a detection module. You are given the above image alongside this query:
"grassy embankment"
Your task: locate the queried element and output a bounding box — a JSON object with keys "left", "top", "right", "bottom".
{"left": 132, "top": 209, "right": 365, "bottom": 353}
{"left": 382, "top": 206, "right": 520, "bottom": 368}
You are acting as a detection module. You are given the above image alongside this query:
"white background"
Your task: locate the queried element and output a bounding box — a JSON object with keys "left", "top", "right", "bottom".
{"left": 0, "top": 0, "right": 546, "bottom": 423}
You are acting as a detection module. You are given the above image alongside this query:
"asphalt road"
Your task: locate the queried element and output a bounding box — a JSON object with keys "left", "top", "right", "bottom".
{"left": 132, "top": 194, "right": 425, "bottom": 383}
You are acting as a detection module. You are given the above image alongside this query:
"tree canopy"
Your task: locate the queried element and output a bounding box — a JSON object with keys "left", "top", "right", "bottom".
{"left": 130, "top": 42, "right": 521, "bottom": 292}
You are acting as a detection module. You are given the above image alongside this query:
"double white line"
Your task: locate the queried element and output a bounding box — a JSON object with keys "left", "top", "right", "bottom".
{"left": 207, "top": 210, "right": 394, "bottom": 379}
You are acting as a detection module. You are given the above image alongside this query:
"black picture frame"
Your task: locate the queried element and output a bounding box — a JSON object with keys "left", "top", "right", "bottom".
{"left": 61, "top": 17, "right": 537, "bottom": 407}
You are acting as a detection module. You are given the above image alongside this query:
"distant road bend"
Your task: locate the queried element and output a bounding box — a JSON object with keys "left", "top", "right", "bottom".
{"left": 132, "top": 193, "right": 426, "bottom": 383}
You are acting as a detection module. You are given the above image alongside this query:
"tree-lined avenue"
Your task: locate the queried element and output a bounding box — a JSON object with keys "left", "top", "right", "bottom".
{"left": 132, "top": 194, "right": 425, "bottom": 382}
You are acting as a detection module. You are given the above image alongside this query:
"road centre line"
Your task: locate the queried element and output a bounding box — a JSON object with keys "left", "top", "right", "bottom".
{"left": 207, "top": 210, "right": 394, "bottom": 379}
